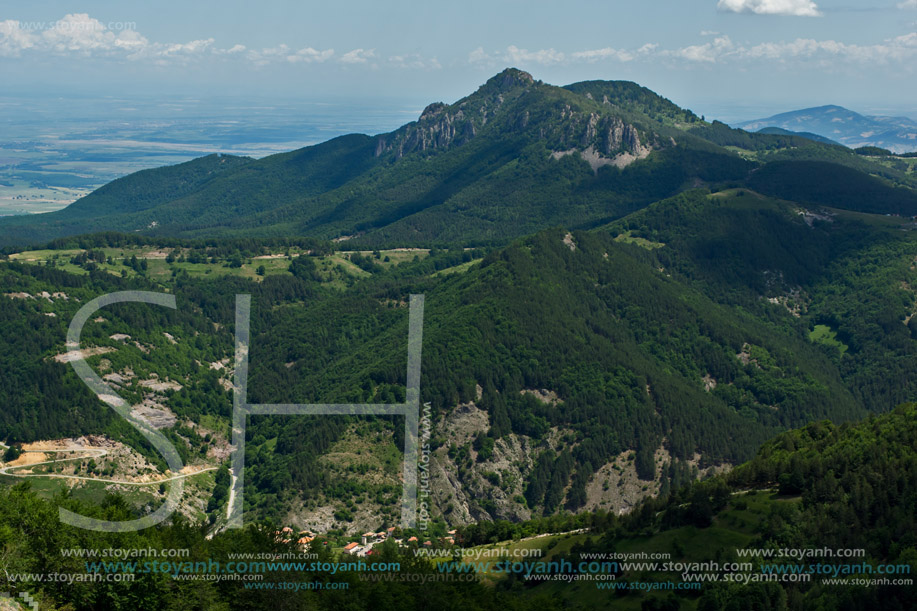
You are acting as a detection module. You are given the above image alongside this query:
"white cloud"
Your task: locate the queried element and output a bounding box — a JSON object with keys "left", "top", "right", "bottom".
{"left": 387, "top": 53, "right": 441, "bottom": 69}
{"left": 463, "top": 32, "right": 917, "bottom": 71}
{"left": 571, "top": 47, "right": 634, "bottom": 62}
{"left": 717, "top": 0, "right": 822, "bottom": 17}
{"left": 0, "top": 13, "right": 339, "bottom": 68}
{"left": 247, "top": 45, "right": 290, "bottom": 66}
{"left": 504, "top": 45, "right": 565, "bottom": 65}
{"left": 899, "top": 0, "right": 917, "bottom": 8}
{"left": 0, "top": 20, "right": 36, "bottom": 57}
{"left": 41, "top": 14, "right": 145, "bottom": 54}
{"left": 218, "top": 44, "right": 246, "bottom": 55}
{"left": 666, "top": 32, "right": 917, "bottom": 65}
{"left": 468, "top": 46, "right": 492, "bottom": 64}
{"left": 469, "top": 43, "right": 656, "bottom": 67}
{"left": 670, "top": 36, "right": 735, "bottom": 62}
{"left": 144, "top": 39, "right": 214, "bottom": 59}
{"left": 286, "top": 47, "right": 334, "bottom": 63}
{"left": 0, "top": 14, "right": 152, "bottom": 58}
{"left": 340, "top": 48, "right": 375, "bottom": 64}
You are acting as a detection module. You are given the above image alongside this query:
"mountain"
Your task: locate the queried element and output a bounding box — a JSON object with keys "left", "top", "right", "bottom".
{"left": 492, "top": 402, "right": 917, "bottom": 609}
{"left": 4, "top": 69, "right": 917, "bottom": 536}
{"left": 755, "top": 126, "right": 841, "bottom": 146}
{"left": 3, "top": 70, "right": 915, "bottom": 249}
{"left": 6, "top": 179, "right": 917, "bottom": 529}
{"left": 2, "top": 393, "right": 915, "bottom": 610}
{"left": 736, "top": 105, "right": 917, "bottom": 153}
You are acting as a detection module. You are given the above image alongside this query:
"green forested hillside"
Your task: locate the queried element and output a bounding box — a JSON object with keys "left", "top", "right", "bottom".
{"left": 518, "top": 402, "right": 917, "bottom": 610}
{"left": 2, "top": 69, "right": 911, "bottom": 249}
{"left": 746, "top": 160, "right": 917, "bottom": 215}
{"left": 6, "top": 186, "right": 917, "bottom": 526}
{"left": 1, "top": 399, "right": 913, "bottom": 610}
{"left": 562, "top": 80, "right": 701, "bottom": 126}
{"left": 755, "top": 126, "right": 841, "bottom": 146}
{"left": 0, "top": 154, "right": 252, "bottom": 246}
{"left": 238, "top": 225, "right": 863, "bottom": 520}
{"left": 614, "top": 188, "right": 917, "bottom": 412}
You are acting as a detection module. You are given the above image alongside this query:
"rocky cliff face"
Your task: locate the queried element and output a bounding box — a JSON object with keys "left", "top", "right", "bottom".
{"left": 374, "top": 67, "right": 667, "bottom": 168}
{"left": 374, "top": 103, "right": 478, "bottom": 158}
{"left": 423, "top": 387, "right": 721, "bottom": 526}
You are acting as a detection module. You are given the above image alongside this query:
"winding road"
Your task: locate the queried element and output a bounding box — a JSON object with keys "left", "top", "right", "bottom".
{"left": 0, "top": 442, "right": 215, "bottom": 485}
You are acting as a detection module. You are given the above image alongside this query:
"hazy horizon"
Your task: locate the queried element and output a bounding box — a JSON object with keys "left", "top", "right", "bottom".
{"left": 3, "top": 0, "right": 916, "bottom": 113}
{"left": 2, "top": 74, "right": 915, "bottom": 216}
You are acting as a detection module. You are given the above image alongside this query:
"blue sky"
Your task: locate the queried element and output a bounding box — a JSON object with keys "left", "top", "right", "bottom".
{"left": 2, "top": 0, "right": 916, "bottom": 120}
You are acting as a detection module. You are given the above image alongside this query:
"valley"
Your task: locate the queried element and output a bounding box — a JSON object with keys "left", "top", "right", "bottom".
{"left": 2, "top": 69, "right": 917, "bottom": 609}
{"left": 3, "top": 182, "right": 917, "bottom": 538}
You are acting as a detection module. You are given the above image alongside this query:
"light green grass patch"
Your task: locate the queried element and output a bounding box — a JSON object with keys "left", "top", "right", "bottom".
{"left": 432, "top": 260, "right": 479, "bottom": 276}
{"left": 614, "top": 230, "right": 665, "bottom": 250}
{"left": 809, "top": 324, "right": 848, "bottom": 354}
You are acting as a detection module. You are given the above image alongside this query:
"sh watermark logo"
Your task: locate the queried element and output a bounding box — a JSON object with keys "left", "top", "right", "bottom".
{"left": 0, "top": 591, "right": 38, "bottom": 611}
{"left": 63, "top": 291, "right": 424, "bottom": 532}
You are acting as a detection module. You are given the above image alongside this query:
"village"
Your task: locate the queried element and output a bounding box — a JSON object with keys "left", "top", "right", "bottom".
{"left": 274, "top": 526, "right": 459, "bottom": 558}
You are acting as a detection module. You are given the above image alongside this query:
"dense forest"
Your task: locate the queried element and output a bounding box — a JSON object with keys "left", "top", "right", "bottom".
{"left": 2, "top": 70, "right": 914, "bottom": 249}
{"left": 0, "top": 401, "right": 913, "bottom": 609}
{"left": 4, "top": 180, "right": 917, "bottom": 526}
{"left": 512, "top": 402, "right": 917, "bottom": 609}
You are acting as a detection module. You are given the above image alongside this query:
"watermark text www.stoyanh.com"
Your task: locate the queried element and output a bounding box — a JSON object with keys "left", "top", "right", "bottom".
{"left": 9, "top": 19, "right": 137, "bottom": 32}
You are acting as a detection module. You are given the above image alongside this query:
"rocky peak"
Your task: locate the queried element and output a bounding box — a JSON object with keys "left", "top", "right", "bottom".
{"left": 375, "top": 69, "right": 664, "bottom": 164}
{"left": 420, "top": 102, "right": 448, "bottom": 120}
{"left": 483, "top": 68, "right": 535, "bottom": 93}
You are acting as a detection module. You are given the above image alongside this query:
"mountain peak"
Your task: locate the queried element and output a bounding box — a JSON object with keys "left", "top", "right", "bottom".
{"left": 483, "top": 67, "right": 535, "bottom": 92}
{"left": 419, "top": 102, "right": 448, "bottom": 120}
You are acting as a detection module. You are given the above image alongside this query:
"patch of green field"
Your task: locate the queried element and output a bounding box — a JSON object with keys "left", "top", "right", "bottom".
{"left": 513, "top": 490, "right": 796, "bottom": 609}
{"left": 339, "top": 249, "right": 430, "bottom": 269}
{"left": 722, "top": 146, "right": 758, "bottom": 161}
{"left": 198, "top": 414, "right": 229, "bottom": 438}
{"left": 823, "top": 206, "right": 913, "bottom": 228}
{"left": 809, "top": 324, "right": 848, "bottom": 354}
{"left": 0, "top": 472, "right": 158, "bottom": 508}
{"left": 709, "top": 188, "right": 769, "bottom": 202}
{"left": 432, "top": 259, "right": 479, "bottom": 276}
{"left": 328, "top": 254, "right": 372, "bottom": 277}
{"left": 9, "top": 248, "right": 83, "bottom": 261}
{"left": 870, "top": 156, "right": 917, "bottom": 176}
{"left": 7, "top": 246, "right": 456, "bottom": 293}
{"left": 2, "top": 467, "right": 217, "bottom": 526}
{"left": 378, "top": 249, "right": 429, "bottom": 266}
{"left": 7, "top": 246, "right": 377, "bottom": 286}
{"left": 614, "top": 230, "right": 665, "bottom": 250}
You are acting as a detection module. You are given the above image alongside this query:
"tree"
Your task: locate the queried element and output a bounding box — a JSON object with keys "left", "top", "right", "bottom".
{"left": 2, "top": 444, "right": 20, "bottom": 462}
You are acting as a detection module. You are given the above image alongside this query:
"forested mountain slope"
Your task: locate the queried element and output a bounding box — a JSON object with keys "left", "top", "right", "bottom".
{"left": 3, "top": 69, "right": 913, "bottom": 249}
{"left": 6, "top": 182, "right": 917, "bottom": 529}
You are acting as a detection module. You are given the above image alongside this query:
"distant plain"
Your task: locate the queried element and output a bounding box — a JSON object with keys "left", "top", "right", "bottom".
{"left": 0, "top": 94, "right": 419, "bottom": 215}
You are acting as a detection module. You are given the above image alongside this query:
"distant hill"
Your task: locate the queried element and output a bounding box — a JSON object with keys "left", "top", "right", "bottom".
{"left": 755, "top": 126, "right": 841, "bottom": 146}
{"left": 736, "top": 105, "right": 917, "bottom": 153}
